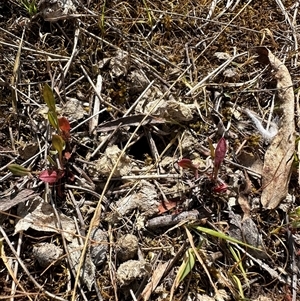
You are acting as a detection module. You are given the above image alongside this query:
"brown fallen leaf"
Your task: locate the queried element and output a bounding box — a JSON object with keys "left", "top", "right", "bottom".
{"left": 0, "top": 189, "right": 37, "bottom": 212}
{"left": 139, "top": 261, "right": 170, "bottom": 301}
{"left": 256, "top": 47, "right": 295, "bottom": 209}
{"left": 157, "top": 199, "right": 178, "bottom": 214}
{"left": 237, "top": 194, "right": 250, "bottom": 219}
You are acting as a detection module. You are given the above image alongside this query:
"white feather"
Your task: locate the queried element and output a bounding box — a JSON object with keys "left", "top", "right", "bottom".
{"left": 245, "top": 109, "right": 278, "bottom": 142}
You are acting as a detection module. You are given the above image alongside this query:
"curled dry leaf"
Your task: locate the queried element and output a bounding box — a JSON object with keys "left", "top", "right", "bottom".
{"left": 33, "top": 243, "right": 63, "bottom": 268}
{"left": 62, "top": 98, "right": 86, "bottom": 120}
{"left": 116, "top": 259, "right": 150, "bottom": 286}
{"left": 116, "top": 234, "right": 138, "bottom": 262}
{"left": 15, "top": 197, "right": 75, "bottom": 242}
{"left": 38, "top": 0, "right": 77, "bottom": 21}
{"left": 104, "top": 180, "right": 159, "bottom": 224}
{"left": 256, "top": 47, "right": 295, "bottom": 209}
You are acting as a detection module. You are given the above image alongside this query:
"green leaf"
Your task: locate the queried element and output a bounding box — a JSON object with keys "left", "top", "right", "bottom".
{"left": 43, "top": 84, "right": 56, "bottom": 112}
{"left": 48, "top": 110, "right": 59, "bottom": 131}
{"left": 8, "top": 164, "right": 31, "bottom": 176}
{"left": 191, "top": 225, "right": 260, "bottom": 250}
{"left": 174, "top": 248, "right": 195, "bottom": 287}
{"left": 228, "top": 245, "right": 248, "bottom": 285}
{"left": 47, "top": 155, "right": 57, "bottom": 168}
{"left": 232, "top": 275, "right": 245, "bottom": 299}
{"left": 52, "top": 134, "right": 65, "bottom": 160}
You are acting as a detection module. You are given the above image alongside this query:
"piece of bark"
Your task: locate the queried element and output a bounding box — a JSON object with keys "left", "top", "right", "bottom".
{"left": 146, "top": 210, "right": 199, "bottom": 229}
{"left": 256, "top": 47, "right": 295, "bottom": 209}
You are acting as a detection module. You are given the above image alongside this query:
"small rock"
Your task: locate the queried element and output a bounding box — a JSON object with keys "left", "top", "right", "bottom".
{"left": 116, "top": 234, "right": 138, "bottom": 262}
{"left": 38, "top": 0, "right": 77, "bottom": 21}
{"left": 33, "top": 243, "right": 63, "bottom": 268}
{"left": 90, "top": 228, "right": 108, "bottom": 266}
{"left": 117, "top": 260, "right": 150, "bottom": 286}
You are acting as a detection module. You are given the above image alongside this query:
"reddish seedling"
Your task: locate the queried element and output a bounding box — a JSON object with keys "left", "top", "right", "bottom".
{"left": 213, "top": 136, "right": 227, "bottom": 179}
{"left": 8, "top": 84, "right": 73, "bottom": 185}
{"left": 178, "top": 158, "right": 199, "bottom": 179}
{"left": 177, "top": 136, "right": 228, "bottom": 193}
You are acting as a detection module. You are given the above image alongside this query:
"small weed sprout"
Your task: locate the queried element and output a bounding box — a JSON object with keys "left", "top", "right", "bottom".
{"left": 20, "top": 0, "right": 38, "bottom": 17}
{"left": 8, "top": 84, "right": 71, "bottom": 184}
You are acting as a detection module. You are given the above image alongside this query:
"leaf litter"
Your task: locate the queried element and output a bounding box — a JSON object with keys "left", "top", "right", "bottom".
{"left": 0, "top": 1, "right": 299, "bottom": 301}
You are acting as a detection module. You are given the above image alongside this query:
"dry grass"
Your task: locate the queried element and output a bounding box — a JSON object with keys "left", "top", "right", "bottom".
{"left": 0, "top": 0, "right": 299, "bottom": 300}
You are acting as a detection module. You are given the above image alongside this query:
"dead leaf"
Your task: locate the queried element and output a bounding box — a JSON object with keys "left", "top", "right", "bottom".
{"left": 237, "top": 150, "right": 263, "bottom": 176}
{"left": 140, "top": 261, "right": 170, "bottom": 301}
{"left": 237, "top": 194, "right": 250, "bottom": 219}
{"left": 15, "top": 197, "right": 75, "bottom": 241}
{"left": 157, "top": 199, "right": 178, "bottom": 214}
{"left": 256, "top": 47, "right": 295, "bottom": 209}
{"left": 0, "top": 189, "right": 37, "bottom": 211}
{"left": 18, "top": 143, "right": 39, "bottom": 160}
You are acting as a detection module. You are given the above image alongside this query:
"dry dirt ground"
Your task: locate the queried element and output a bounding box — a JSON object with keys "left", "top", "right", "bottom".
{"left": 0, "top": 0, "right": 300, "bottom": 300}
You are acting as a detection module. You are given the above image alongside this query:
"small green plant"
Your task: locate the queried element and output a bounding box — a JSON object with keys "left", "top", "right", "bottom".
{"left": 289, "top": 206, "right": 300, "bottom": 229}
{"left": 8, "top": 84, "right": 72, "bottom": 185}
{"left": 20, "top": 0, "right": 37, "bottom": 17}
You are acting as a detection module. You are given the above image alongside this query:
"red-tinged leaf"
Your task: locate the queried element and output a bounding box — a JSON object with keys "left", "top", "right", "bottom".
{"left": 58, "top": 117, "right": 71, "bottom": 132}
{"left": 178, "top": 158, "right": 199, "bottom": 178}
{"left": 213, "top": 137, "right": 227, "bottom": 178}
{"left": 158, "top": 199, "right": 178, "bottom": 214}
{"left": 39, "top": 169, "right": 65, "bottom": 183}
{"left": 213, "top": 181, "right": 228, "bottom": 193}
{"left": 64, "top": 152, "right": 72, "bottom": 160}
{"left": 39, "top": 169, "right": 59, "bottom": 183}
{"left": 215, "top": 137, "right": 227, "bottom": 166}
{"left": 8, "top": 164, "right": 31, "bottom": 177}
{"left": 178, "top": 158, "right": 194, "bottom": 169}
